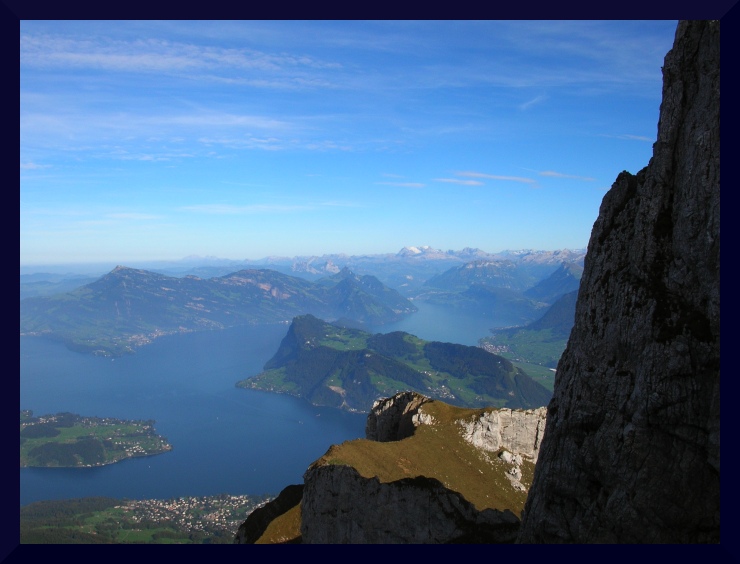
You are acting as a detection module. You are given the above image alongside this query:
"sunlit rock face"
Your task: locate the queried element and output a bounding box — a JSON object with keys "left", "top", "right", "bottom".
{"left": 517, "top": 20, "right": 720, "bottom": 544}
{"left": 458, "top": 407, "right": 547, "bottom": 461}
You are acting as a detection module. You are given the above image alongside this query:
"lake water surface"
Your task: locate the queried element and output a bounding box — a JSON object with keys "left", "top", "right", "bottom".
{"left": 20, "top": 302, "right": 498, "bottom": 506}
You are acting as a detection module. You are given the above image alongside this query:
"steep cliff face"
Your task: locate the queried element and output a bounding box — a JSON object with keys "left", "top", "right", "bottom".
{"left": 517, "top": 20, "right": 720, "bottom": 543}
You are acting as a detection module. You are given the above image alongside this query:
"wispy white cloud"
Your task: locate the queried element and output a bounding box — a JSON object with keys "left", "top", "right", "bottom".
{"left": 456, "top": 171, "right": 538, "bottom": 185}
{"left": 21, "top": 34, "right": 342, "bottom": 81}
{"left": 198, "top": 136, "right": 285, "bottom": 151}
{"left": 539, "top": 171, "right": 596, "bottom": 181}
{"left": 164, "top": 114, "right": 289, "bottom": 129}
{"left": 20, "top": 162, "right": 50, "bottom": 170}
{"left": 178, "top": 201, "right": 357, "bottom": 215}
{"left": 105, "top": 149, "right": 196, "bottom": 162}
{"left": 316, "top": 201, "right": 361, "bottom": 208}
{"left": 376, "top": 182, "right": 425, "bottom": 188}
{"left": 22, "top": 108, "right": 294, "bottom": 139}
{"left": 433, "top": 178, "right": 484, "bottom": 186}
{"left": 107, "top": 213, "right": 161, "bottom": 220}
{"left": 519, "top": 95, "right": 547, "bottom": 110}
{"left": 180, "top": 204, "right": 312, "bottom": 215}
{"left": 618, "top": 134, "right": 654, "bottom": 142}
{"left": 600, "top": 133, "right": 654, "bottom": 142}
{"left": 22, "top": 208, "right": 165, "bottom": 230}
{"left": 304, "top": 140, "right": 353, "bottom": 152}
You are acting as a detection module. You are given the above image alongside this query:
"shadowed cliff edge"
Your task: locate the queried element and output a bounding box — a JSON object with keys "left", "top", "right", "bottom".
{"left": 517, "top": 19, "right": 719, "bottom": 543}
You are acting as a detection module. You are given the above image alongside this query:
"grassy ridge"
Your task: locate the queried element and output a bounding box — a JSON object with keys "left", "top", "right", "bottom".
{"left": 314, "top": 400, "right": 534, "bottom": 513}
{"left": 250, "top": 398, "right": 537, "bottom": 544}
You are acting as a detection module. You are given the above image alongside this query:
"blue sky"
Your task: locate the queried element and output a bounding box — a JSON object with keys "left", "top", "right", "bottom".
{"left": 20, "top": 20, "right": 679, "bottom": 266}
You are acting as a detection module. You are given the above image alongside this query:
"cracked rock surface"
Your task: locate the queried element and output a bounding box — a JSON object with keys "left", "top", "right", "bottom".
{"left": 517, "top": 20, "right": 720, "bottom": 544}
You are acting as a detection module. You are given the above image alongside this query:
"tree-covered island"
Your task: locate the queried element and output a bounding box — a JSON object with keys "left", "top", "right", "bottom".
{"left": 20, "top": 410, "right": 172, "bottom": 468}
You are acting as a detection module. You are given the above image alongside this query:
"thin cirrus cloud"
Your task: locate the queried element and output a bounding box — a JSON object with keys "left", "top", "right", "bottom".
{"left": 106, "top": 213, "right": 162, "bottom": 220}
{"left": 615, "top": 134, "right": 654, "bottom": 142}
{"left": 179, "top": 201, "right": 358, "bottom": 215}
{"left": 376, "top": 182, "right": 426, "bottom": 188}
{"left": 455, "top": 171, "right": 538, "bottom": 185}
{"left": 599, "top": 133, "right": 654, "bottom": 142}
{"left": 21, "top": 110, "right": 293, "bottom": 141}
{"left": 20, "top": 162, "right": 50, "bottom": 170}
{"left": 433, "top": 178, "right": 485, "bottom": 186}
{"left": 21, "top": 34, "right": 341, "bottom": 78}
{"left": 539, "top": 171, "right": 596, "bottom": 181}
{"left": 198, "top": 136, "right": 285, "bottom": 151}
{"left": 519, "top": 95, "right": 548, "bottom": 111}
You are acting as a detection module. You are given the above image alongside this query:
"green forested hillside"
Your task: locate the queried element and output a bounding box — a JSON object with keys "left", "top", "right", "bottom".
{"left": 238, "top": 314, "right": 552, "bottom": 412}
{"left": 480, "top": 290, "right": 578, "bottom": 371}
{"left": 523, "top": 262, "right": 582, "bottom": 305}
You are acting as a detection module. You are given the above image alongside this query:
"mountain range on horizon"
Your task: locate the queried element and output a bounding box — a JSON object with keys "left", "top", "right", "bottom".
{"left": 20, "top": 246, "right": 587, "bottom": 276}
{"left": 19, "top": 266, "right": 417, "bottom": 356}
{"left": 20, "top": 247, "right": 586, "bottom": 359}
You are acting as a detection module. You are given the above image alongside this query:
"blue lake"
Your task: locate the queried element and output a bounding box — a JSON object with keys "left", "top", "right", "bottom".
{"left": 20, "top": 302, "right": 498, "bottom": 507}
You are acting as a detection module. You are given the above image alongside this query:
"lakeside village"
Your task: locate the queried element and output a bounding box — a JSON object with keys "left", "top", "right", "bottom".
{"left": 115, "top": 494, "right": 270, "bottom": 537}
{"left": 20, "top": 493, "right": 273, "bottom": 543}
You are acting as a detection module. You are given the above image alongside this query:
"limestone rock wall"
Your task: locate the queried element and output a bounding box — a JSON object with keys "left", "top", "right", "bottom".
{"left": 517, "top": 20, "right": 720, "bottom": 543}
{"left": 458, "top": 407, "right": 547, "bottom": 461}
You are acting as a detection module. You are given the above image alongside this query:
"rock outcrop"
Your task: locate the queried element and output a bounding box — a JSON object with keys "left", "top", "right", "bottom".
{"left": 458, "top": 407, "right": 547, "bottom": 460}
{"left": 517, "top": 20, "right": 720, "bottom": 543}
{"left": 366, "top": 391, "right": 547, "bottom": 460}
{"left": 365, "top": 391, "right": 433, "bottom": 442}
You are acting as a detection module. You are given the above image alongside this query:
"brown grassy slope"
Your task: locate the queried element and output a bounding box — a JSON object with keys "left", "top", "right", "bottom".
{"left": 254, "top": 504, "right": 302, "bottom": 544}
{"left": 310, "top": 400, "right": 533, "bottom": 513}
{"left": 251, "top": 399, "right": 533, "bottom": 543}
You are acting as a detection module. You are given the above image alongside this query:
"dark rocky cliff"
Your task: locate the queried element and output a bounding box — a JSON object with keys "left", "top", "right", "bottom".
{"left": 517, "top": 20, "right": 720, "bottom": 543}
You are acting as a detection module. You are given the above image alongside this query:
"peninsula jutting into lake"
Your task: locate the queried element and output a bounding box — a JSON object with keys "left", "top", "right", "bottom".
{"left": 20, "top": 410, "right": 172, "bottom": 468}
